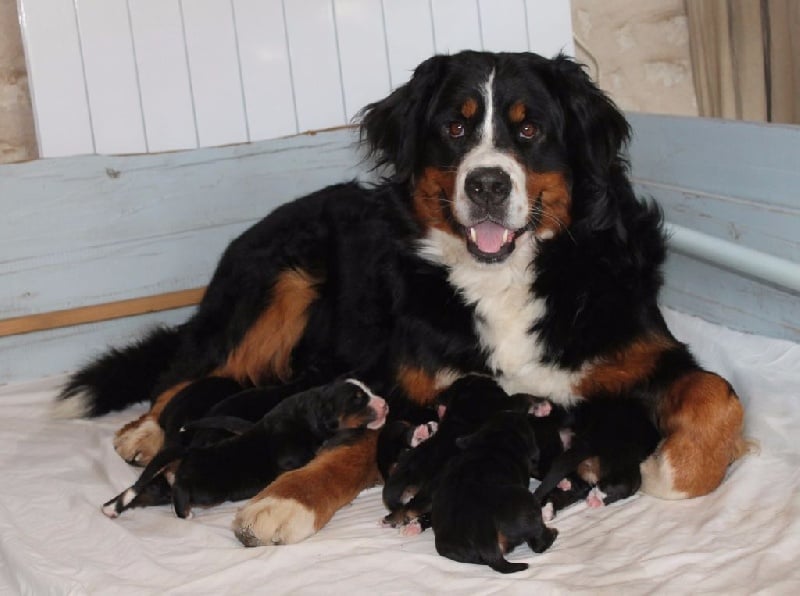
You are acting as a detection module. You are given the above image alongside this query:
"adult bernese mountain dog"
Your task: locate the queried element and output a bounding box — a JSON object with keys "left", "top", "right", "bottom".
{"left": 57, "top": 50, "right": 748, "bottom": 546}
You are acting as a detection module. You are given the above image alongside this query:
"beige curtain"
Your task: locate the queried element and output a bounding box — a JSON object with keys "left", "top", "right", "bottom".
{"left": 685, "top": 0, "right": 800, "bottom": 123}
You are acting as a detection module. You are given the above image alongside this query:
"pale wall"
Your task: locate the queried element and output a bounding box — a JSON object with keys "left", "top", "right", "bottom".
{"left": 0, "top": 0, "right": 37, "bottom": 162}
{"left": 0, "top": 1, "right": 697, "bottom": 163}
{"left": 571, "top": 0, "right": 699, "bottom": 116}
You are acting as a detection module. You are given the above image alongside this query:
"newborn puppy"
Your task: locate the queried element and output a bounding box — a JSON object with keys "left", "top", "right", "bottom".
{"left": 433, "top": 411, "right": 558, "bottom": 574}
{"left": 381, "top": 375, "right": 533, "bottom": 529}
{"left": 532, "top": 397, "right": 661, "bottom": 518}
{"left": 103, "top": 379, "right": 388, "bottom": 518}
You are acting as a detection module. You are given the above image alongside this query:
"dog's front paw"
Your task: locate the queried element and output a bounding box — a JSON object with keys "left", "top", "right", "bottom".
{"left": 233, "top": 496, "right": 317, "bottom": 546}
{"left": 113, "top": 416, "right": 164, "bottom": 465}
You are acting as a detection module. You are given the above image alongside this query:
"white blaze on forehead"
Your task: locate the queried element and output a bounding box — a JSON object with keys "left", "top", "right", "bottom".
{"left": 345, "top": 378, "right": 378, "bottom": 399}
{"left": 453, "top": 69, "right": 530, "bottom": 230}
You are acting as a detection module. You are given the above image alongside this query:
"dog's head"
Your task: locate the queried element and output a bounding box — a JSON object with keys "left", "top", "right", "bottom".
{"left": 320, "top": 378, "right": 389, "bottom": 431}
{"left": 360, "top": 51, "right": 629, "bottom": 264}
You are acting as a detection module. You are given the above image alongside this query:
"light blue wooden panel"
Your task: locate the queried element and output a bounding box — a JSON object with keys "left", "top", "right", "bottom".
{"left": 0, "top": 129, "right": 364, "bottom": 320}
{"left": 0, "top": 309, "right": 192, "bottom": 385}
{"left": 628, "top": 113, "right": 800, "bottom": 342}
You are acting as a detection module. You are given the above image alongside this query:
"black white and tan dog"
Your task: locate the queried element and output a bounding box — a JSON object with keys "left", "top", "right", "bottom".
{"left": 432, "top": 410, "right": 558, "bottom": 574}
{"left": 57, "top": 50, "right": 748, "bottom": 546}
{"left": 102, "top": 379, "right": 387, "bottom": 519}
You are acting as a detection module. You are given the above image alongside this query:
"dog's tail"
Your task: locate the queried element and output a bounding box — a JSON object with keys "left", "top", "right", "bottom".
{"left": 53, "top": 325, "right": 182, "bottom": 418}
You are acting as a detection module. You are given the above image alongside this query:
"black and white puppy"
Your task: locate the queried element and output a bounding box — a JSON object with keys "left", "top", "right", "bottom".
{"left": 103, "top": 379, "right": 388, "bottom": 519}
{"left": 433, "top": 410, "right": 558, "bottom": 574}
{"left": 381, "top": 375, "right": 534, "bottom": 529}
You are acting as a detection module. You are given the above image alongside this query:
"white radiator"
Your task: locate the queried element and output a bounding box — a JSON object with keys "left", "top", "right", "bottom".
{"left": 17, "top": 0, "right": 574, "bottom": 157}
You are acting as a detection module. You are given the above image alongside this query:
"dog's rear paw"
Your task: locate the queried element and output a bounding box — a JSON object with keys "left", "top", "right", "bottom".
{"left": 399, "top": 519, "right": 424, "bottom": 536}
{"left": 113, "top": 416, "right": 164, "bottom": 465}
{"left": 233, "top": 496, "right": 316, "bottom": 546}
{"left": 410, "top": 422, "right": 438, "bottom": 447}
{"left": 586, "top": 487, "right": 607, "bottom": 508}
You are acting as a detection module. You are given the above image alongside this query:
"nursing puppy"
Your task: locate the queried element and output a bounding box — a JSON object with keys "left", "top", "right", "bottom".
{"left": 103, "top": 379, "right": 387, "bottom": 519}
{"left": 531, "top": 397, "right": 661, "bottom": 518}
{"left": 381, "top": 375, "right": 534, "bottom": 529}
{"left": 433, "top": 411, "right": 558, "bottom": 574}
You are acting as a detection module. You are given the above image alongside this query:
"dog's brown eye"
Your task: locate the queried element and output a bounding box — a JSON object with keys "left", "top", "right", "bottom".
{"left": 448, "top": 121, "right": 465, "bottom": 138}
{"left": 519, "top": 122, "right": 537, "bottom": 139}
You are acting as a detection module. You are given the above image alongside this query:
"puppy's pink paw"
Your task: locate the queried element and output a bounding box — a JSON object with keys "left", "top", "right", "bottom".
{"left": 410, "top": 422, "right": 438, "bottom": 447}
{"left": 557, "top": 478, "right": 572, "bottom": 491}
{"left": 400, "top": 519, "right": 423, "bottom": 536}
{"left": 530, "top": 399, "right": 552, "bottom": 417}
{"left": 586, "top": 487, "right": 607, "bottom": 508}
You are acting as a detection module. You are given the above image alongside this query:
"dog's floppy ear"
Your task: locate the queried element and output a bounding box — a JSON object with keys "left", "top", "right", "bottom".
{"left": 358, "top": 54, "right": 449, "bottom": 181}
{"left": 540, "top": 54, "right": 631, "bottom": 231}
{"left": 545, "top": 54, "right": 630, "bottom": 173}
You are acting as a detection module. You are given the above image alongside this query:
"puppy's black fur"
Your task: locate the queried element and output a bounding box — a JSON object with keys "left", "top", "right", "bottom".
{"left": 532, "top": 397, "right": 661, "bottom": 516}
{"left": 103, "top": 379, "right": 387, "bottom": 518}
{"left": 381, "top": 375, "right": 532, "bottom": 527}
{"left": 433, "top": 411, "right": 558, "bottom": 574}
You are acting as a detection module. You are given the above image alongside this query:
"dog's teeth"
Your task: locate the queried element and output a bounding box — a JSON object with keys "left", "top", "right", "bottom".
{"left": 503, "top": 229, "right": 510, "bottom": 244}
{"left": 470, "top": 227, "right": 477, "bottom": 242}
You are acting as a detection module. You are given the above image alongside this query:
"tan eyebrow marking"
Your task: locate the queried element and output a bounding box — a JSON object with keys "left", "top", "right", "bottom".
{"left": 461, "top": 97, "right": 478, "bottom": 119}
{"left": 509, "top": 101, "right": 526, "bottom": 123}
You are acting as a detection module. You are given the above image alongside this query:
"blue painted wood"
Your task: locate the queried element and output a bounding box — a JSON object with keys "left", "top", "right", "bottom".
{"left": 0, "top": 308, "right": 192, "bottom": 385}
{"left": 628, "top": 113, "right": 800, "bottom": 343}
{"left": 1, "top": 128, "right": 364, "bottom": 319}
{"left": 2, "top": 114, "right": 798, "bottom": 384}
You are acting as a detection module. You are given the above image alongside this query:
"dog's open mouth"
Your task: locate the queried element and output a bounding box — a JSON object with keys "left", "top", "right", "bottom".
{"left": 465, "top": 221, "right": 518, "bottom": 263}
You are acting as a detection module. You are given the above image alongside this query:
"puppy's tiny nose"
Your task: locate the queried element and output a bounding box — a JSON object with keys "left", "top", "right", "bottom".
{"left": 465, "top": 167, "right": 512, "bottom": 206}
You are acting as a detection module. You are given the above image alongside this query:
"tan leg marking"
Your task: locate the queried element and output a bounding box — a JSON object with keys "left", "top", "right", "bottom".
{"left": 642, "top": 371, "right": 747, "bottom": 498}
{"left": 576, "top": 334, "right": 677, "bottom": 396}
{"left": 234, "top": 431, "right": 381, "bottom": 545}
{"left": 113, "top": 381, "right": 189, "bottom": 465}
{"left": 218, "top": 269, "right": 319, "bottom": 385}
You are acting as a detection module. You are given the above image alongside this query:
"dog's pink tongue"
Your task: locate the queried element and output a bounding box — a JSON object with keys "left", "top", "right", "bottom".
{"left": 472, "top": 221, "right": 507, "bottom": 254}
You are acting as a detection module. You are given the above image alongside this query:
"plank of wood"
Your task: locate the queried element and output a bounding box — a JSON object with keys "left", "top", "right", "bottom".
{"left": 0, "top": 288, "right": 204, "bottom": 338}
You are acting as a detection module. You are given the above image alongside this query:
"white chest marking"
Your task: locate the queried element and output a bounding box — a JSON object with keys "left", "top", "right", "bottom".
{"left": 419, "top": 230, "right": 583, "bottom": 405}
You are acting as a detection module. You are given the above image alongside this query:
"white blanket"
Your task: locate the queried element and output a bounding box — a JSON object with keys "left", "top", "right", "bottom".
{"left": 1, "top": 309, "right": 798, "bottom": 595}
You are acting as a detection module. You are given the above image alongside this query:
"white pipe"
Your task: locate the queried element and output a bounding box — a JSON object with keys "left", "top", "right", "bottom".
{"left": 665, "top": 223, "right": 800, "bottom": 295}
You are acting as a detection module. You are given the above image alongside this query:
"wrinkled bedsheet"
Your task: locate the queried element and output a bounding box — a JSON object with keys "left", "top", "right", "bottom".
{"left": 1, "top": 309, "right": 798, "bottom": 595}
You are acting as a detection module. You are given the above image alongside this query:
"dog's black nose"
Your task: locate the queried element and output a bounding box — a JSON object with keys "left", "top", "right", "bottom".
{"left": 465, "top": 167, "right": 512, "bottom": 206}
